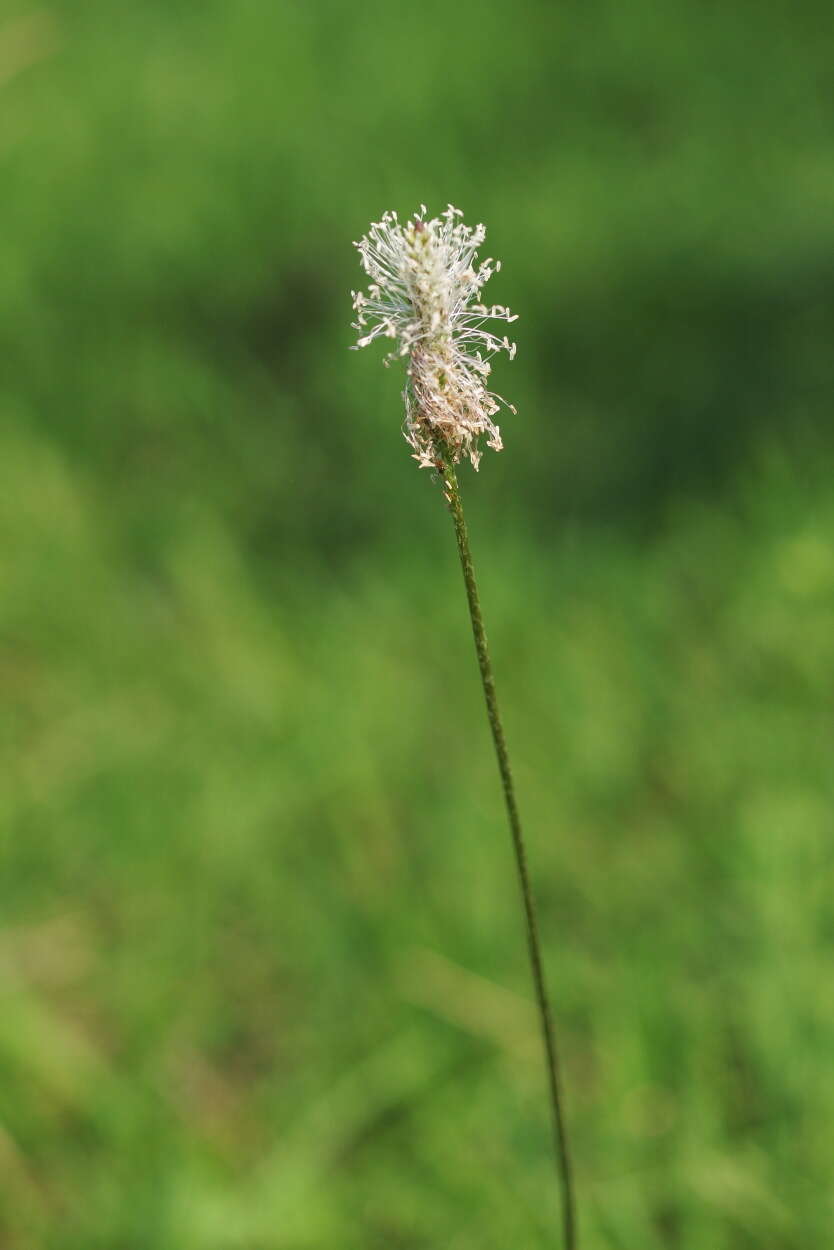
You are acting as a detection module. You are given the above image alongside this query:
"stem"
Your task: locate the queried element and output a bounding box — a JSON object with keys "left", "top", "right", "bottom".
{"left": 440, "top": 457, "right": 577, "bottom": 1249}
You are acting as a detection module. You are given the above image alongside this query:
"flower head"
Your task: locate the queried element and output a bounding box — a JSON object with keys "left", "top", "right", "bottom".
{"left": 351, "top": 205, "right": 517, "bottom": 471}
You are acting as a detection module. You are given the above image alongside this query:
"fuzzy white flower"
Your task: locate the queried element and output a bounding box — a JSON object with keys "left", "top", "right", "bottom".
{"left": 351, "top": 204, "right": 518, "bottom": 471}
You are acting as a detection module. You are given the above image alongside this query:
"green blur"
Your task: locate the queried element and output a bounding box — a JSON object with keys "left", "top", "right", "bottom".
{"left": 4, "top": 1, "right": 834, "bottom": 1246}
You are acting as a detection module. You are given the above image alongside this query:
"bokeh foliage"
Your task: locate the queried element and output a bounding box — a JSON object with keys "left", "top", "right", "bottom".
{"left": 3, "top": 1, "right": 834, "bottom": 1246}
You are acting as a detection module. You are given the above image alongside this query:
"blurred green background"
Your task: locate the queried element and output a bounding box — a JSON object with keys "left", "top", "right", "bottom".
{"left": 4, "top": 1, "right": 834, "bottom": 1246}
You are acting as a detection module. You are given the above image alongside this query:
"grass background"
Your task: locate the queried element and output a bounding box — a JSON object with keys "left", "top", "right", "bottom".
{"left": 4, "top": 1, "right": 834, "bottom": 1246}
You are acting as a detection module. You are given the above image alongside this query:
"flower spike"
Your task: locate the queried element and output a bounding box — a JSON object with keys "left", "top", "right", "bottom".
{"left": 351, "top": 205, "right": 518, "bottom": 471}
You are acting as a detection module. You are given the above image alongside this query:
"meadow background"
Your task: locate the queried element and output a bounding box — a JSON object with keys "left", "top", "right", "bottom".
{"left": 4, "top": 2, "right": 834, "bottom": 1246}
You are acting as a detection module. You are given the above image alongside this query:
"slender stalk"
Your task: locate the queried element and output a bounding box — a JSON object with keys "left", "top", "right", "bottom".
{"left": 440, "top": 456, "right": 577, "bottom": 1249}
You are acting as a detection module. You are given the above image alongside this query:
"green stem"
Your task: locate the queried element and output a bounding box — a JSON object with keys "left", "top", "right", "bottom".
{"left": 441, "top": 456, "right": 577, "bottom": 1250}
